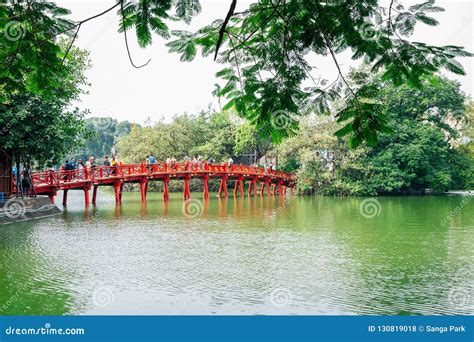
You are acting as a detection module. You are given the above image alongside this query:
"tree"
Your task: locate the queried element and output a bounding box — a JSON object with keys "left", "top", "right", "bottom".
{"left": 1, "top": 0, "right": 471, "bottom": 147}
{"left": 0, "top": 44, "right": 91, "bottom": 167}
{"left": 275, "top": 74, "right": 473, "bottom": 194}
{"left": 71, "top": 117, "right": 134, "bottom": 161}
{"left": 233, "top": 123, "right": 272, "bottom": 161}
{"left": 115, "top": 110, "right": 237, "bottom": 163}
{"left": 167, "top": 0, "right": 472, "bottom": 145}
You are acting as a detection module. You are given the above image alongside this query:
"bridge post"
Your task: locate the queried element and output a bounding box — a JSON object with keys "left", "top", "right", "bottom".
{"left": 234, "top": 177, "right": 244, "bottom": 197}
{"left": 84, "top": 187, "right": 90, "bottom": 207}
{"left": 183, "top": 176, "right": 191, "bottom": 200}
{"left": 278, "top": 181, "right": 284, "bottom": 196}
{"left": 272, "top": 184, "right": 277, "bottom": 196}
{"left": 252, "top": 178, "right": 258, "bottom": 196}
{"left": 48, "top": 191, "right": 55, "bottom": 204}
{"left": 62, "top": 189, "right": 68, "bottom": 206}
{"left": 218, "top": 176, "right": 228, "bottom": 198}
{"left": 163, "top": 177, "right": 170, "bottom": 202}
{"left": 203, "top": 175, "right": 209, "bottom": 200}
{"left": 233, "top": 180, "right": 238, "bottom": 197}
{"left": 139, "top": 178, "right": 148, "bottom": 203}
{"left": 92, "top": 185, "right": 98, "bottom": 205}
{"left": 114, "top": 180, "right": 122, "bottom": 204}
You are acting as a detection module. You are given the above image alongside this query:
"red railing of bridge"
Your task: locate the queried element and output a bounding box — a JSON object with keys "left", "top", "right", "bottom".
{"left": 29, "top": 162, "right": 296, "bottom": 190}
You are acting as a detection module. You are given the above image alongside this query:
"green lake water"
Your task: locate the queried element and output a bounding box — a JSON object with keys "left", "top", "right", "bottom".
{"left": 0, "top": 190, "right": 472, "bottom": 315}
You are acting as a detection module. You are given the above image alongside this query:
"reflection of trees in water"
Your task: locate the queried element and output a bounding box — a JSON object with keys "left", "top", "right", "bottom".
{"left": 0, "top": 224, "right": 75, "bottom": 315}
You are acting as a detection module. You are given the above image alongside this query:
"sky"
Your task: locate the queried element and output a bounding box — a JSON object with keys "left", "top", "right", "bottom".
{"left": 57, "top": 0, "right": 474, "bottom": 125}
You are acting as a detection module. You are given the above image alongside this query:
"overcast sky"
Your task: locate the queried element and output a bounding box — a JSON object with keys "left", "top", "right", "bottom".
{"left": 58, "top": 0, "right": 473, "bottom": 124}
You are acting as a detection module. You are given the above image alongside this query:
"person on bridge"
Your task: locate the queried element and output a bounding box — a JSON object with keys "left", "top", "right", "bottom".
{"left": 103, "top": 156, "right": 110, "bottom": 176}
{"left": 64, "top": 160, "right": 75, "bottom": 181}
{"left": 21, "top": 170, "right": 31, "bottom": 197}
{"left": 46, "top": 160, "right": 54, "bottom": 171}
{"left": 111, "top": 156, "right": 118, "bottom": 175}
{"left": 148, "top": 153, "right": 156, "bottom": 173}
{"left": 77, "top": 160, "right": 85, "bottom": 178}
{"left": 227, "top": 157, "right": 234, "bottom": 168}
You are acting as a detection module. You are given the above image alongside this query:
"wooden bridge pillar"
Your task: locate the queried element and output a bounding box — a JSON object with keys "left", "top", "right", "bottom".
{"left": 203, "top": 175, "right": 209, "bottom": 200}
{"left": 272, "top": 184, "right": 277, "bottom": 196}
{"left": 278, "top": 181, "right": 284, "bottom": 196}
{"left": 62, "top": 189, "right": 68, "bottom": 206}
{"left": 183, "top": 176, "right": 191, "bottom": 200}
{"left": 139, "top": 178, "right": 148, "bottom": 203}
{"left": 251, "top": 178, "right": 257, "bottom": 196}
{"left": 234, "top": 177, "right": 244, "bottom": 197}
{"left": 48, "top": 189, "right": 57, "bottom": 204}
{"left": 84, "top": 187, "right": 90, "bottom": 207}
{"left": 218, "top": 176, "right": 228, "bottom": 198}
{"left": 114, "top": 180, "right": 122, "bottom": 204}
{"left": 163, "top": 177, "right": 170, "bottom": 202}
{"left": 92, "top": 185, "right": 98, "bottom": 205}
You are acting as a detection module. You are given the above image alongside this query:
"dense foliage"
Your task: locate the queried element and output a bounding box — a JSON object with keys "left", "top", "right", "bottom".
{"left": 71, "top": 117, "right": 133, "bottom": 162}
{"left": 167, "top": 0, "right": 472, "bottom": 145}
{"left": 275, "top": 74, "right": 473, "bottom": 195}
{"left": 115, "top": 110, "right": 270, "bottom": 164}
{"left": 1, "top": 0, "right": 471, "bottom": 148}
{"left": 0, "top": 44, "right": 90, "bottom": 166}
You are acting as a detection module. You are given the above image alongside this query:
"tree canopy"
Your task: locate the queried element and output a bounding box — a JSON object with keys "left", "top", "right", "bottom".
{"left": 0, "top": 43, "right": 91, "bottom": 165}
{"left": 1, "top": 0, "right": 471, "bottom": 149}
{"left": 275, "top": 73, "right": 473, "bottom": 194}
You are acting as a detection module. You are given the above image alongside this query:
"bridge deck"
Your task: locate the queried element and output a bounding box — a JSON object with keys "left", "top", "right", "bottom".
{"left": 27, "top": 162, "right": 296, "bottom": 206}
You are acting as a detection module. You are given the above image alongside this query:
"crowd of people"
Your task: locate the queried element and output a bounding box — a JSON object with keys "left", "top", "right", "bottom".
{"left": 12, "top": 162, "right": 33, "bottom": 197}
{"left": 19, "top": 154, "right": 277, "bottom": 185}
{"left": 10, "top": 154, "right": 278, "bottom": 197}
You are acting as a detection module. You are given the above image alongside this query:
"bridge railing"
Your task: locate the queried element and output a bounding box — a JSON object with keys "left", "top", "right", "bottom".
{"left": 29, "top": 162, "right": 296, "bottom": 188}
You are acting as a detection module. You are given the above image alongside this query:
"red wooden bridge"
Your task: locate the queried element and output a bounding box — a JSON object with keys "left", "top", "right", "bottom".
{"left": 28, "top": 163, "right": 297, "bottom": 206}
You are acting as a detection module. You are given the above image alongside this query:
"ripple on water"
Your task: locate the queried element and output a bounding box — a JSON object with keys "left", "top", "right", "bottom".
{"left": 0, "top": 192, "right": 473, "bottom": 315}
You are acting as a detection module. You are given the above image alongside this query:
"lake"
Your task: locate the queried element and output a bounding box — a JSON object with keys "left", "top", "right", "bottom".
{"left": 0, "top": 191, "right": 472, "bottom": 315}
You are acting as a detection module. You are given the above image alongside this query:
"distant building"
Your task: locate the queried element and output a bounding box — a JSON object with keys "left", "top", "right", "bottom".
{"left": 0, "top": 150, "right": 13, "bottom": 196}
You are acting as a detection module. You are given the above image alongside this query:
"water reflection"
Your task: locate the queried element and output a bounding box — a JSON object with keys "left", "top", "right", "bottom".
{"left": 0, "top": 191, "right": 472, "bottom": 315}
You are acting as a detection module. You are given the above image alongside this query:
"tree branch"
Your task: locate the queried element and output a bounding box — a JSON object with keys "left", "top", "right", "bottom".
{"left": 120, "top": 0, "right": 151, "bottom": 69}
{"left": 214, "top": 0, "right": 237, "bottom": 61}
{"left": 54, "top": 1, "right": 121, "bottom": 37}
{"left": 61, "top": 23, "right": 81, "bottom": 67}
